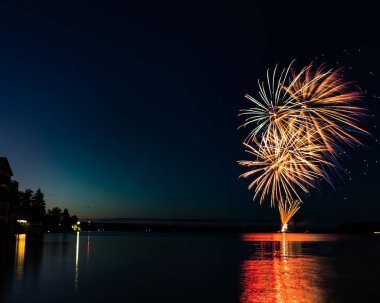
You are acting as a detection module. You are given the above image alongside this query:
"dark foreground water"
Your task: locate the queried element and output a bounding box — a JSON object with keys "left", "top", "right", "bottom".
{"left": 1, "top": 232, "right": 380, "bottom": 303}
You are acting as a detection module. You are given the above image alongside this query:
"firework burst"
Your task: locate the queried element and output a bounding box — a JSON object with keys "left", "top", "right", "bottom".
{"left": 237, "top": 61, "right": 369, "bottom": 230}
{"left": 239, "top": 61, "right": 298, "bottom": 143}
{"left": 238, "top": 130, "right": 333, "bottom": 206}
{"left": 278, "top": 199, "right": 302, "bottom": 232}
{"left": 239, "top": 62, "right": 368, "bottom": 154}
{"left": 284, "top": 63, "right": 368, "bottom": 154}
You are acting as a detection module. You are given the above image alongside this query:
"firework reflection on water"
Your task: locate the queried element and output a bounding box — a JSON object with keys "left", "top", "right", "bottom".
{"left": 240, "top": 233, "right": 334, "bottom": 303}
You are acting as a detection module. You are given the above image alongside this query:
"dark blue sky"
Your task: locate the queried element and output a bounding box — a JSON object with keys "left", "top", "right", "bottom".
{"left": 0, "top": 1, "right": 379, "bottom": 226}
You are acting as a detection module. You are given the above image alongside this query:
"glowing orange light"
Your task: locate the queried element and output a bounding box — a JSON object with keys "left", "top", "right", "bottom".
{"left": 240, "top": 234, "right": 327, "bottom": 303}
{"left": 15, "top": 234, "right": 26, "bottom": 280}
{"left": 238, "top": 61, "right": 369, "bottom": 226}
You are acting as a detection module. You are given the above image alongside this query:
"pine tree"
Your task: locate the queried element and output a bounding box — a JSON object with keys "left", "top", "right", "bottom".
{"left": 31, "top": 189, "right": 46, "bottom": 223}
{"left": 45, "top": 207, "right": 62, "bottom": 231}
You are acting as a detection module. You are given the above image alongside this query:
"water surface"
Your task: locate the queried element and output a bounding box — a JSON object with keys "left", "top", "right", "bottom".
{"left": 1, "top": 232, "right": 379, "bottom": 302}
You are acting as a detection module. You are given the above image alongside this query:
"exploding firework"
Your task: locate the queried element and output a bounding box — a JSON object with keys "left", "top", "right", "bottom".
{"left": 284, "top": 63, "right": 368, "bottom": 154}
{"left": 239, "top": 62, "right": 368, "bottom": 155}
{"left": 278, "top": 199, "right": 302, "bottom": 232}
{"left": 238, "top": 130, "right": 333, "bottom": 206}
{"left": 238, "top": 61, "right": 369, "bottom": 231}
{"left": 239, "top": 61, "right": 297, "bottom": 144}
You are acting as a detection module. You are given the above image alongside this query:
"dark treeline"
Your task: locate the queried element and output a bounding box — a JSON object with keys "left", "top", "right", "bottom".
{"left": 16, "top": 188, "right": 79, "bottom": 233}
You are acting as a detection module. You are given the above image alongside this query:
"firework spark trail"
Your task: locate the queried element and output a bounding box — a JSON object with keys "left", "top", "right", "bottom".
{"left": 238, "top": 130, "right": 334, "bottom": 206}
{"left": 279, "top": 199, "right": 302, "bottom": 232}
{"left": 239, "top": 61, "right": 310, "bottom": 144}
{"left": 284, "top": 63, "right": 369, "bottom": 154}
{"left": 238, "top": 61, "right": 369, "bottom": 229}
{"left": 239, "top": 62, "right": 368, "bottom": 155}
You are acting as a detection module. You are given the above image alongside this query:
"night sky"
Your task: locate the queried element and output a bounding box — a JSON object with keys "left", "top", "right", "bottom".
{"left": 0, "top": 1, "right": 379, "bottom": 226}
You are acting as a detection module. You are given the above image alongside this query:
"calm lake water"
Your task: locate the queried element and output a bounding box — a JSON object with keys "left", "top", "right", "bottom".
{"left": 1, "top": 232, "right": 380, "bottom": 302}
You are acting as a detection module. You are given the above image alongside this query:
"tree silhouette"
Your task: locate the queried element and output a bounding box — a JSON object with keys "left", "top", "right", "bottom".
{"left": 44, "top": 207, "right": 79, "bottom": 232}
{"left": 31, "top": 189, "right": 46, "bottom": 222}
{"left": 15, "top": 188, "right": 78, "bottom": 233}
{"left": 17, "top": 189, "right": 34, "bottom": 221}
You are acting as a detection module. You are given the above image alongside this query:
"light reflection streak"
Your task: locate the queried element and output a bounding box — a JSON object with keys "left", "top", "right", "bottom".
{"left": 240, "top": 233, "right": 328, "bottom": 303}
{"left": 15, "top": 234, "right": 26, "bottom": 280}
{"left": 86, "top": 232, "right": 90, "bottom": 264}
{"left": 75, "top": 231, "right": 79, "bottom": 291}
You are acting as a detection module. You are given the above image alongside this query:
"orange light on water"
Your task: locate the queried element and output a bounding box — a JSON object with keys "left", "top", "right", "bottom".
{"left": 241, "top": 233, "right": 341, "bottom": 243}
{"left": 240, "top": 234, "right": 326, "bottom": 303}
{"left": 15, "top": 234, "right": 26, "bottom": 280}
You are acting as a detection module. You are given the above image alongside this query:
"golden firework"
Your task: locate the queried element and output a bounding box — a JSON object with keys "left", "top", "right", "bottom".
{"left": 278, "top": 199, "right": 302, "bottom": 232}
{"left": 238, "top": 130, "right": 333, "bottom": 206}
{"left": 239, "top": 61, "right": 297, "bottom": 144}
{"left": 238, "top": 61, "right": 368, "bottom": 230}
{"left": 284, "top": 63, "right": 368, "bottom": 154}
{"left": 240, "top": 62, "right": 368, "bottom": 153}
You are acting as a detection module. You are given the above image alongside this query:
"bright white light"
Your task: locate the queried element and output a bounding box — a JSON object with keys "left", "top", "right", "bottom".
{"left": 281, "top": 223, "right": 288, "bottom": 233}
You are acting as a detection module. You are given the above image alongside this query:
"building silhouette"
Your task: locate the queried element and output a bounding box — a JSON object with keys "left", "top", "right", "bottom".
{"left": 0, "top": 158, "right": 18, "bottom": 230}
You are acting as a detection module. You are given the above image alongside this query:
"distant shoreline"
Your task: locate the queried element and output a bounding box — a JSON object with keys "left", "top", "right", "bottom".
{"left": 77, "top": 219, "right": 380, "bottom": 234}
